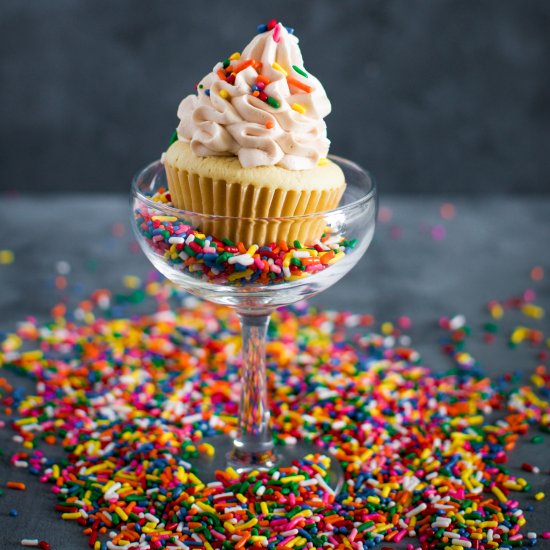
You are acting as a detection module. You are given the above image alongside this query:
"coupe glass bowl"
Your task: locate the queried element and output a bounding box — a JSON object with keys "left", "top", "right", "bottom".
{"left": 131, "top": 155, "right": 376, "bottom": 491}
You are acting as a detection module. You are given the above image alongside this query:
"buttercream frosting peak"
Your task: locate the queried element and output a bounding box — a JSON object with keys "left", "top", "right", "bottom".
{"left": 175, "top": 23, "right": 331, "bottom": 170}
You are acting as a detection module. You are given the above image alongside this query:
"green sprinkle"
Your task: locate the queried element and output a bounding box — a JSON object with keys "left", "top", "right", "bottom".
{"left": 531, "top": 435, "right": 544, "bottom": 444}
{"left": 222, "top": 238, "right": 235, "bottom": 246}
{"left": 266, "top": 96, "right": 280, "bottom": 109}
{"left": 223, "top": 59, "right": 230, "bottom": 68}
{"left": 168, "top": 130, "right": 178, "bottom": 146}
{"left": 198, "top": 84, "right": 203, "bottom": 89}
{"left": 184, "top": 245, "right": 196, "bottom": 257}
{"left": 292, "top": 65, "right": 308, "bottom": 78}
{"left": 357, "top": 521, "right": 375, "bottom": 532}
{"left": 293, "top": 240, "right": 303, "bottom": 249}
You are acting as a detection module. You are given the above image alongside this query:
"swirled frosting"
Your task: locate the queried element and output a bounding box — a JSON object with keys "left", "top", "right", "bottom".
{"left": 176, "top": 22, "right": 331, "bottom": 170}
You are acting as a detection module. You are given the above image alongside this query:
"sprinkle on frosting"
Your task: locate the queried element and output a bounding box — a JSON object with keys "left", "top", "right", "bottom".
{"left": 175, "top": 21, "right": 331, "bottom": 170}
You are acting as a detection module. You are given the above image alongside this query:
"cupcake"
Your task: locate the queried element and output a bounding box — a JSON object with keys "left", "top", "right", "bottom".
{"left": 164, "top": 20, "right": 345, "bottom": 246}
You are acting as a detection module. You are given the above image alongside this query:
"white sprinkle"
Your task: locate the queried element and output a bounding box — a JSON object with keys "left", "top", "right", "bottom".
{"left": 292, "top": 250, "right": 311, "bottom": 258}
{"left": 169, "top": 237, "right": 185, "bottom": 244}
{"left": 405, "top": 503, "right": 427, "bottom": 517}
{"left": 256, "top": 485, "right": 266, "bottom": 496}
{"left": 452, "top": 540, "right": 472, "bottom": 548}
{"left": 21, "top": 541, "right": 39, "bottom": 548}
{"left": 449, "top": 314, "right": 466, "bottom": 330}
{"left": 56, "top": 260, "right": 71, "bottom": 275}
{"left": 228, "top": 253, "right": 254, "bottom": 266}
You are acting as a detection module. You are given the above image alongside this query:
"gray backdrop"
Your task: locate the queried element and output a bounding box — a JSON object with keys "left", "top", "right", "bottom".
{"left": 1, "top": 0, "right": 549, "bottom": 194}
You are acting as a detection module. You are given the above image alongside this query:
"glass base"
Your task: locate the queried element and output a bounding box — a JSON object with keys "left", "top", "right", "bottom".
{"left": 189, "top": 435, "right": 345, "bottom": 494}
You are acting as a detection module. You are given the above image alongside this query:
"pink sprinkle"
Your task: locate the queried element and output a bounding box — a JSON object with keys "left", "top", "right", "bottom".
{"left": 398, "top": 316, "right": 412, "bottom": 330}
{"left": 431, "top": 224, "right": 446, "bottom": 240}
{"left": 523, "top": 288, "right": 536, "bottom": 302}
{"left": 542, "top": 532, "right": 550, "bottom": 539}
{"left": 390, "top": 225, "right": 403, "bottom": 239}
{"left": 394, "top": 529, "right": 408, "bottom": 543}
{"left": 273, "top": 23, "right": 281, "bottom": 42}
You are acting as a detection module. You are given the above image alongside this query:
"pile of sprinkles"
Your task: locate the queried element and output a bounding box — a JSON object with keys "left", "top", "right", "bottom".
{"left": 0, "top": 276, "right": 549, "bottom": 549}
{"left": 134, "top": 189, "right": 357, "bottom": 285}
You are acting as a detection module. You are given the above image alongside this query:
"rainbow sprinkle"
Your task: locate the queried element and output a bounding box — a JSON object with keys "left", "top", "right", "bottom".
{"left": 0, "top": 277, "right": 549, "bottom": 548}
{"left": 134, "top": 190, "right": 356, "bottom": 285}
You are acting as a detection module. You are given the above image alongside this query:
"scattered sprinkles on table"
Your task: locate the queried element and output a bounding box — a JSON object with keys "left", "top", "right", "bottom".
{"left": 0, "top": 276, "right": 549, "bottom": 549}
{"left": 134, "top": 188, "right": 357, "bottom": 285}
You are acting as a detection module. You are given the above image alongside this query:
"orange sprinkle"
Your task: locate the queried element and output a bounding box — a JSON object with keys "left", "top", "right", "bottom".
{"left": 233, "top": 59, "right": 254, "bottom": 73}
{"left": 320, "top": 251, "right": 335, "bottom": 265}
{"left": 55, "top": 275, "right": 67, "bottom": 289}
{"left": 217, "top": 69, "right": 227, "bottom": 81}
{"left": 235, "top": 532, "right": 251, "bottom": 549}
{"left": 252, "top": 90, "right": 260, "bottom": 97}
{"left": 265, "top": 120, "right": 274, "bottom": 129}
{"left": 252, "top": 60, "right": 262, "bottom": 70}
{"left": 7, "top": 481, "right": 26, "bottom": 490}
{"left": 237, "top": 242, "right": 247, "bottom": 254}
{"left": 257, "top": 75, "right": 271, "bottom": 86}
{"left": 286, "top": 76, "right": 312, "bottom": 93}
{"left": 531, "top": 266, "right": 544, "bottom": 281}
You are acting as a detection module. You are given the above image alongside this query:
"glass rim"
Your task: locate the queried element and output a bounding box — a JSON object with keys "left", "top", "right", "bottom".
{"left": 132, "top": 154, "right": 377, "bottom": 223}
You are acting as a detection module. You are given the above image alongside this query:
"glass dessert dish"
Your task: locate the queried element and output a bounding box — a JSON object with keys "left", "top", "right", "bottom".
{"left": 131, "top": 155, "right": 376, "bottom": 491}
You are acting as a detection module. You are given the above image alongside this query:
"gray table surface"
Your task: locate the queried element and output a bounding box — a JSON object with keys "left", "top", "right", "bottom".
{"left": 0, "top": 194, "right": 549, "bottom": 548}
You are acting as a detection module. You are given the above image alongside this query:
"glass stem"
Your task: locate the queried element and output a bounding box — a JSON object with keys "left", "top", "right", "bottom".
{"left": 229, "top": 312, "right": 277, "bottom": 469}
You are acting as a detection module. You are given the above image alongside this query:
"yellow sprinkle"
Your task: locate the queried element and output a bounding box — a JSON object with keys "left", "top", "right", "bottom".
{"left": 535, "top": 491, "right": 545, "bottom": 501}
{"left": 317, "top": 157, "right": 329, "bottom": 166}
{"left": 151, "top": 215, "right": 177, "bottom": 222}
{"left": 480, "top": 520, "right": 498, "bottom": 528}
{"left": 224, "top": 521, "right": 236, "bottom": 533}
{"left": 381, "top": 322, "right": 393, "bottom": 335}
{"left": 229, "top": 52, "right": 241, "bottom": 61}
{"left": 123, "top": 275, "right": 141, "bottom": 289}
{"left": 281, "top": 475, "right": 305, "bottom": 483}
{"left": 291, "top": 103, "right": 306, "bottom": 114}
{"left": 94, "top": 542, "right": 101, "bottom": 550}
{"left": 287, "top": 274, "right": 309, "bottom": 281}
{"left": 260, "top": 501, "right": 269, "bottom": 516}
{"left": 491, "top": 486, "right": 507, "bottom": 503}
{"left": 490, "top": 303, "right": 504, "bottom": 319}
{"left": 236, "top": 493, "right": 248, "bottom": 504}
{"left": 114, "top": 506, "right": 128, "bottom": 521}
{"left": 522, "top": 303, "right": 544, "bottom": 319}
{"left": 196, "top": 501, "right": 217, "bottom": 514}
{"left": 510, "top": 327, "right": 528, "bottom": 344}
{"left": 204, "top": 541, "right": 214, "bottom": 550}
{"left": 236, "top": 517, "right": 258, "bottom": 530}
{"left": 272, "top": 62, "right": 288, "bottom": 76}
{"left": 247, "top": 244, "right": 259, "bottom": 256}
{"left": 62, "top": 512, "right": 82, "bottom": 520}
{"left": 219, "top": 89, "right": 230, "bottom": 99}
{"left": 228, "top": 269, "right": 253, "bottom": 281}
{"left": 0, "top": 250, "right": 14, "bottom": 264}
{"left": 291, "top": 509, "right": 312, "bottom": 519}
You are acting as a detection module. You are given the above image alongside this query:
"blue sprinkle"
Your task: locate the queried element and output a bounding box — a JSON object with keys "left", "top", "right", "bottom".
{"left": 9, "top": 509, "right": 18, "bottom": 517}
{"left": 257, "top": 24, "right": 268, "bottom": 33}
{"left": 285, "top": 26, "right": 295, "bottom": 34}
{"left": 205, "top": 89, "right": 210, "bottom": 96}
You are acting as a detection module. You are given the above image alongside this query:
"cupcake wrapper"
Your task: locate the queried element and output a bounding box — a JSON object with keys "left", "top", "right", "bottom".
{"left": 165, "top": 166, "right": 345, "bottom": 247}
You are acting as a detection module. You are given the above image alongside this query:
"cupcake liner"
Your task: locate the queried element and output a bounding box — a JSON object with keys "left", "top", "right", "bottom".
{"left": 166, "top": 165, "right": 344, "bottom": 247}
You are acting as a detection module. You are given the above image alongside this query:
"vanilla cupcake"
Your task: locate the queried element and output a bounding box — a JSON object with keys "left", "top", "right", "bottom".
{"left": 164, "top": 20, "right": 345, "bottom": 246}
